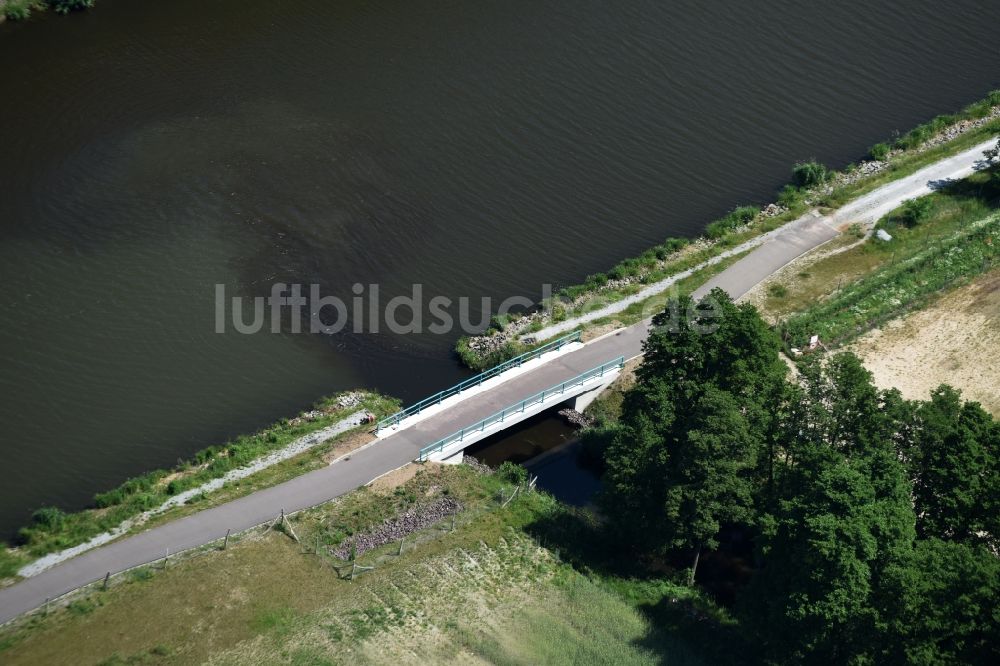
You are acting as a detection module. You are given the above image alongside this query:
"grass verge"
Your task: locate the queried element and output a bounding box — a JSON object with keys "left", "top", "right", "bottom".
{"left": 779, "top": 167, "right": 1000, "bottom": 348}
{"left": 0, "top": 391, "right": 400, "bottom": 584}
{"left": 0, "top": 464, "right": 740, "bottom": 665}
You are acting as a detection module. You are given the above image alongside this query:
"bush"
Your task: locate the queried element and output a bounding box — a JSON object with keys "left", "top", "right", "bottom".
{"left": 792, "top": 161, "right": 829, "bottom": 188}
{"left": 705, "top": 205, "right": 760, "bottom": 239}
{"left": 496, "top": 461, "right": 528, "bottom": 485}
{"left": 767, "top": 284, "right": 788, "bottom": 298}
{"left": 869, "top": 142, "right": 891, "bottom": 161}
{"left": 3, "top": 0, "right": 38, "bottom": 20}
{"left": 898, "top": 197, "right": 933, "bottom": 227}
{"left": 777, "top": 184, "right": 803, "bottom": 208}
{"left": 47, "top": 0, "right": 93, "bottom": 14}
{"left": 584, "top": 272, "right": 608, "bottom": 290}
{"left": 31, "top": 506, "right": 65, "bottom": 530}
{"left": 579, "top": 426, "right": 617, "bottom": 471}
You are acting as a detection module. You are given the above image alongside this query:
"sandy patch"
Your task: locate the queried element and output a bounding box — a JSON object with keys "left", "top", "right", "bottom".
{"left": 581, "top": 321, "right": 625, "bottom": 342}
{"left": 848, "top": 269, "right": 1000, "bottom": 415}
{"left": 368, "top": 463, "right": 429, "bottom": 494}
{"left": 321, "top": 429, "right": 377, "bottom": 464}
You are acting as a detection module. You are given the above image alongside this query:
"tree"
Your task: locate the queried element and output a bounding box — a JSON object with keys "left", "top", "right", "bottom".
{"left": 630, "top": 289, "right": 786, "bottom": 444}
{"left": 909, "top": 385, "right": 999, "bottom": 546}
{"left": 883, "top": 539, "right": 1000, "bottom": 664}
{"left": 743, "top": 353, "right": 916, "bottom": 663}
{"left": 661, "top": 388, "right": 757, "bottom": 584}
{"left": 741, "top": 447, "right": 914, "bottom": 664}
{"left": 602, "top": 292, "right": 786, "bottom": 563}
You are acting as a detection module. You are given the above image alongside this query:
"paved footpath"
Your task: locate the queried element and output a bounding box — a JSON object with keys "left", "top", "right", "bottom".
{"left": 0, "top": 137, "right": 995, "bottom": 625}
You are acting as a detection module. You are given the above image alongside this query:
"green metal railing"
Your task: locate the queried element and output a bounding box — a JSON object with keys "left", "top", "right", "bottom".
{"left": 418, "top": 356, "right": 625, "bottom": 461}
{"left": 376, "top": 331, "right": 583, "bottom": 432}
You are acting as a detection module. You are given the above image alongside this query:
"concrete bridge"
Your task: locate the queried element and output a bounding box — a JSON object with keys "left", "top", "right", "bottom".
{"left": 373, "top": 332, "right": 626, "bottom": 463}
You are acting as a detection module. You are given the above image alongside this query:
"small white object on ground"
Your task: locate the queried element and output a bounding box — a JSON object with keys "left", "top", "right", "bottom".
{"left": 876, "top": 229, "right": 893, "bottom": 242}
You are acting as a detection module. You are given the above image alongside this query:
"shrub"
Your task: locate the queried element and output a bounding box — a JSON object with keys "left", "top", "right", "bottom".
{"left": 496, "top": 461, "right": 528, "bottom": 485}
{"left": 767, "top": 284, "right": 788, "bottom": 298}
{"left": 579, "top": 426, "right": 617, "bottom": 471}
{"left": 869, "top": 142, "right": 891, "bottom": 161}
{"left": 777, "top": 184, "right": 803, "bottom": 207}
{"left": 93, "top": 488, "right": 124, "bottom": 508}
{"left": 30, "top": 506, "right": 65, "bottom": 530}
{"left": 3, "top": 0, "right": 37, "bottom": 20}
{"left": 963, "top": 100, "right": 992, "bottom": 119}
{"left": 662, "top": 237, "right": 689, "bottom": 253}
{"left": 584, "top": 272, "right": 608, "bottom": 290}
{"left": 705, "top": 205, "right": 760, "bottom": 239}
{"left": 792, "top": 161, "right": 829, "bottom": 188}
{"left": 489, "top": 313, "right": 510, "bottom": 331}
{"left": 898, "top": 197, "right": 933, "bottom": 226}
{"left": 47, "top": 0, "right": 93, "bottom": 14}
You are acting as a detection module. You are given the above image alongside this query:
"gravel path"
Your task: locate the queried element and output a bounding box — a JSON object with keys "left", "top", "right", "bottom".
{"left": 528, "top": 138, "right": 998, "bottom": 341}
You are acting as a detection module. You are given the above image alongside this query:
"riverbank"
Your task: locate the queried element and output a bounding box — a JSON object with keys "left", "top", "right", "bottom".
{"left": 457, "top": 91, "right": 1000, "bottom": 369}
{"left": 1, "top": 0, "right": 91, "bottom": 23}
{"left": 0, "top": 390, "right": 399, "bottom": 585}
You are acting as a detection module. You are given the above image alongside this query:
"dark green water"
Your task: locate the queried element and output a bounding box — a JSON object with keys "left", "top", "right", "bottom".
{"left": 1, "top": 0, "right": 998, "bottom": 536}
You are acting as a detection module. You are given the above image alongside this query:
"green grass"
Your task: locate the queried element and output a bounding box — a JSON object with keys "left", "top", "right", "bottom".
{"left": 2, "top": 390, "right": 399, "bottom": 575}
{"left": 0, "top": 464, "right": 741, "bottom": 666}
{"left": 781, "top": 169, "right": 1000, "bottom": 348}
{"left": 455, "top": 573, "right": 704, "bottom": 665}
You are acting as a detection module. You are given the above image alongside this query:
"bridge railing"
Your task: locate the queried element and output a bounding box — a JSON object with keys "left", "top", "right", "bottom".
{"left": 376, "top": 331, "right": 583, "bottom": 433}
{"left": 418, "top": 356, "right": 625, "bottom": 461}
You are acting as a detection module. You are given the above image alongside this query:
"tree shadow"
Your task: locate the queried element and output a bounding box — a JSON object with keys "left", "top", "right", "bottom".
{"left": 523, "top": 507, "right": 756, "bottom": 665}
{"left": 927, "top": 177, "right": 956, "bottom": 191}
{"left": 928, "top": 164, "right": 1000, "bottom": 203}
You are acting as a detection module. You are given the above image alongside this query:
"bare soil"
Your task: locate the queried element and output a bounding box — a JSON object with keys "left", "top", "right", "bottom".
{"left": 848, "top": 269, "right": 1000, "bottom": 415}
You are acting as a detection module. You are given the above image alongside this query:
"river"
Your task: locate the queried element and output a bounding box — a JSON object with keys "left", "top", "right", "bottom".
{"left": 0, "top": 0, "right": 998, "bottom": 537}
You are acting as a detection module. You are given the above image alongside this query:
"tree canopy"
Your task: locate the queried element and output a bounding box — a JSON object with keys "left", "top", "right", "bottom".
{"left": 598, "top": 291, "right": 1000, "bottom": 664}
